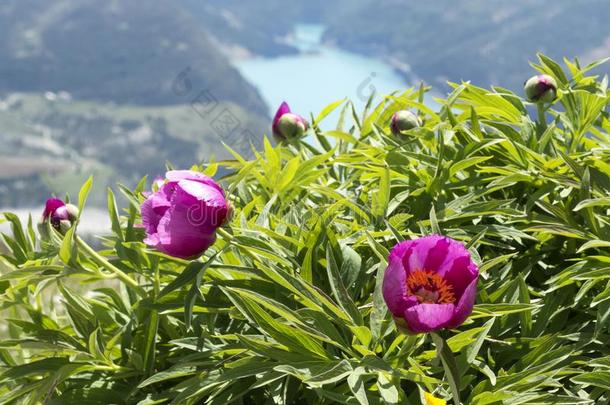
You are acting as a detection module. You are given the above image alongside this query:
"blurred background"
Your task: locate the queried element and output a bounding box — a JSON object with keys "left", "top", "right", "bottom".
{"left": 0, "top": 0, "right": 609, "bottom": 229}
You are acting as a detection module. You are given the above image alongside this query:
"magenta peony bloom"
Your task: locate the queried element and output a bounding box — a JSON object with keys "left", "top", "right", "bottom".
{"left": 382, "top": 235, "right": 478, "bottom": 334}
{"left": 272, "top": 101, "right": 308, "bottom": 141}
{"left": 141, "top": 170, "right": 230, "bottom": 259}
{"left": 40, "top": 198, "right": 79, "bottom": 233}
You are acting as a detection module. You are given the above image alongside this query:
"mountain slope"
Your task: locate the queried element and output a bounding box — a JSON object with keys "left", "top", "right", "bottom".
{"left": 0, "top": 0, "right": 270, "bottom": 207}
{"left": 0, "top": 0, "right": 268, "bottom": 114}
{"left": 0, "top": 93, "right": 266, "bottom": 206}
{"left": 322, "top": 0, "right": 610, "bottom": 90}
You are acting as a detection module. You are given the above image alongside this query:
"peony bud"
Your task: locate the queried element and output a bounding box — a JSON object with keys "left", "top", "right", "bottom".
{"left": 39, "top": 198, "right": 78, "bottom": 235}
{"left": 524, "top": 74, "right": 557, "bottom": 103}
{"left": 140, "top": 170, "right": 230, "bottom": 259}
{"left": 390, "top": 110, "right": 421, "bottom": 135}
{"left": 272, "top": 102, "right": 308, "bottom": 142}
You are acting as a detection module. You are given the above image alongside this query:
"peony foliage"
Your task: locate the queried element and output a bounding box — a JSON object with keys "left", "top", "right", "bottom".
{"left": 0, "top": 54, "right": 609, "bottom": 404}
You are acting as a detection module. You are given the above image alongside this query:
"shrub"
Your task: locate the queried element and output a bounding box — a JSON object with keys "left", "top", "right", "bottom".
{"left": 0, "top": 54, "right": 609, "bottom": 404}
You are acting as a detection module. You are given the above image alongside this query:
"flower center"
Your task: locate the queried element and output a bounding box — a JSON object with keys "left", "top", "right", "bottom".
{"left": 406, "top": 270, "right": 455, "bottom": 304}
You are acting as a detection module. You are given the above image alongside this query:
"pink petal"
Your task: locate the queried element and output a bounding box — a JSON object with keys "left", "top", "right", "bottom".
{"left": 155, "top": 205, "right": 216, "bottom": 259}
{"left": 141, "top": 197, "right": 161, "bottom": 234}
{"left": 143, "top": 232, "right": 160, "bottom": 247}
{"left": 383, "top": 245, "right": 418, "bottom": 317}
{"left": 166, "top": 170, "right": 222, "bottom": 189}
{"left": 446, "top": 277, "right": 478, "bottom": 329}
{"left": 435, "top": 238, "right": 479, "bottom": 298}
{"left": 43, "top": 198, "right": 65, "bottom": 220}
{"left": 272, "top": 101, "right": 291, "bottom": 134}
{"left": 151, "top": 187, "right": 172, "bottom": 215}
{"left": 140, "top": 170, "right": 228, "bottom": 259}
{"left": 443, "top": 258, "right": 478, "bottom": 300}
{"left": 177, "top": 180, "right": 227, "bottom": 207}
{"left": 274, "top": 101, "right": 291, "bottom": 122}
{"left": 406, "top": 235, "right": 478, "bottom": 299}
{"left": 176, "top": 180, "right": 228, "bottom": 226}
{"left": 403, "top": 303, "right": 456, "bottom": 333}
{"left": 405, "top": 235, "right": 446, "bottom": 272}
{"left": 165, "top": 170, "right": 208, "bottom": 182}
{"left": 53, "top": 206, "right": 70, "bottom": 221}
{"left": 423, "top": 236, "right": 452, "bottom": 272}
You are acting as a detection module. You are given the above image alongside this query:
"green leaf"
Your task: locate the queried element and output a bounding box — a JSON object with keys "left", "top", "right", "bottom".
{"left": 78, "top": 176, "right": 94, "bottom": 212}
{"left": 571, "top": 371, "right": 610, "bottom": 391}
{"left": 314, "top": 98, "right": 346, "bottom": 124}
{"left": 347, "top": 367, "right": 370, "bottom": 405}
{"left": 59, "top": 225, "right": 77, "bottom": 264}
{"left": 325, "top": 246, "right": 363, "bottom": 325}
{"left": 370, "top": 261, "right": 389, "bottom": 342}
{"left": 377, "top": 372, "right": 400, "bottom": 404}
{"left": 2, "top": 213, "right": 30, "bottom": 255}
{"left": 107, "top": 187, "right": 124, "bottom": 241}
{"left": 159, "top": 254, "right": 219, "bottom": 297}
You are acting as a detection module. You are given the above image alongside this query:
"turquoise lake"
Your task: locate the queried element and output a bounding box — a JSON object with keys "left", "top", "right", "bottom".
{"left": 233, "top": 24, "right": 410, "bottom": 128}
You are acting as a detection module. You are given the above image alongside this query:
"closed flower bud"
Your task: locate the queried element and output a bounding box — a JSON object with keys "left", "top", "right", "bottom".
{"left": 39, "top": 198, "right": 77, "bottom": 235}
{"left": 524, "top": 74, "right": 557, "bottom": 103}
{"left": 390, "top": 110, "right": 421, "bottom": 135}
{"left": 140, "top": 170, "right": 230, "bottom": 259}
{"left": 272, "top": 101, "right": 308, "bottom": 142}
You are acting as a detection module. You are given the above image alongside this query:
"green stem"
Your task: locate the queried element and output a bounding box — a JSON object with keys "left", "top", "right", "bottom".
{"left": 536, "top": 103, "right": 547, "bottom": 134}
{"left": 431, "top": 332, "right": 460, "bottom": 405}
{"left": 153, "top": 257, "right": 160, "bottom": 296}
{"left": 392, "top": 334, "right": 419, "bottom": 367}
{"left": 76, "top": 236, "right": 145, "bottom": 297}
{"left": 217, "top": 227, "right": 234, "bottom": 243}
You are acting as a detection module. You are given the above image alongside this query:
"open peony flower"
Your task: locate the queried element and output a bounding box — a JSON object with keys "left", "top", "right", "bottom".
{"left": 40, "top": 198, "right": 79, "bottom": 234}
{"left": 141, "top": 170, "right": 230, "bottom": 259}
{"left": 272, "top": 101, "right": 308, "bottom": 142}
{"left": 382, "top": 235, "right": 478, "bottom": 334}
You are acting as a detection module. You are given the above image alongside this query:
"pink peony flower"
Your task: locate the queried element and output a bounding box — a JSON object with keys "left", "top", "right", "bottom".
{"left": 272, "top": 101, "right": 308, "bottom": 141}
{"left": 141, "top": 170, "right": 230, "bottom": 259}
{"left": 382, "top": 235, "right": 479, "bottom": 334}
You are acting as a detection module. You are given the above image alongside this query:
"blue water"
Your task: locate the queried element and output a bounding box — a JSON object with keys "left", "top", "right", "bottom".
{"left": 233, "top": 24, "right": 409, "bottom": 129}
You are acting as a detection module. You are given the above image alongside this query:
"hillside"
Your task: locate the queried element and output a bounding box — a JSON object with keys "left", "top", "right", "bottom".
{"left": 0, "top": 0, "right": 267, "bottom": 114}
{"left": 179, "top": 0, "right": 331, "bottom": 58}
{"left": 322, "top": 0, "right": 610, "bottom": 90}
{"left": 176, "top": 1, "right": 610, "bottom": 91}
{"left": 0, "top": 93, "right": 265, "bottom": 207}
{"left": 0, "top": 0, "right": 269, "bottom": 207}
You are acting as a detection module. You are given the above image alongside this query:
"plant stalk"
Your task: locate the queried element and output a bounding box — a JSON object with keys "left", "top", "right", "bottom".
{"left": 76, "top": 236, "right": 145, "bottom": 297}
{"left": 431, "top": 332, "right": 460, "bottom": 405}
{"left": 536, "top": 103, "right": 548, "bottom": 133}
